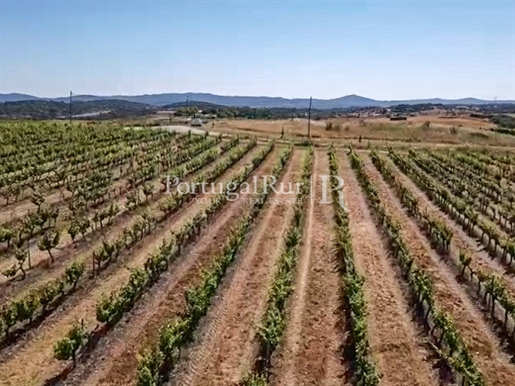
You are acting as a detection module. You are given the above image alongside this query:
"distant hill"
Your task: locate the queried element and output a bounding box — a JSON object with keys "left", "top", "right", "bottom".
{"left": 163, "top": 101, "right": 227, "bottom": 109}
{"left": 1, "top": 92, "right": 514, "bottom": 109}
{"left": 0, "top": 99, "right": 154, "bottom": 119}
{"left": 0, "top": 93, "right": 41, "bottom": 103}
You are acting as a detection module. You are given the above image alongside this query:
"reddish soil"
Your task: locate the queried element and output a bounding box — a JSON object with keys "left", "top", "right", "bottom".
{"left": 270, "top": 151, "right": 349, "bottom": 386}
{"left": 0, "top": 157, "right": 133, "bottom": 226}
{"left": 0, "top": 145, "right": 274, "bottom": 386}
{"left": 340, "top": 154, "right": 439, "bottom": 386}
{"left": 412, "top": 154, "right": 513, "bottom": 243}
{"left": 58, "top": 147, "right": 284, "bottom": 386}
{"left": 171, "top": 149, "right": 304, "bottom": 386}
{"left": 0, "top": 190, "right": 65, "bottom": 225}
{"left": 0, "top": 141, "right": 224, "bottom": 279}
{"left": 363, "top": 155, "right": 515, "bottom": 386}
{"left": 5, "top": 142, "right": 515, "bottom": 386}
{"left": 386, "top": 156, "right": 515, "bottom": 299}
{"left": 0, "top": 143, "right": 240, "bottom": 303}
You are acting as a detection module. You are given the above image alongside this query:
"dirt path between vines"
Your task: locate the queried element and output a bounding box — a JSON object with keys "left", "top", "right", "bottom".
{"left": 0, "top": 145, "right": 276, "bottom": 386}
{"left": 386, "top": 156, "right": 515, "bottom": 299}
{"left": 362, "top": 155, "right": 515, "bottom": 386}
{"left": 171, "top": 149, "right": 304, "bottom": 386}
{"left": 340, "top": 154, "right": 439, "bottom": 386}
{"left": 413, "top": 154, "right": 513, "bottom": 244}
{"left": 0, "top": 155, "right": 132, "bottom": 227}
{"left": 0, "top": 190, "right": 65, "bottom": 225}
{"left": 271, "top": 151, "right": 348, "bottom": 386}
{"left": 63, "top": 147, "right": 284, "bottom": 386}
{"left": 0, "top": 134, "right": 185, "bottom": 225}
{"left": 0, "top": 140, "right": 222, "bottom": 286}
{"left": 0, "top": 142, "right": 237, "bottom": 305}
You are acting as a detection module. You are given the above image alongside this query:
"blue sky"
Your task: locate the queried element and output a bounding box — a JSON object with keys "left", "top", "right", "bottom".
{"left": 0, "top": 0, "right": 514, "bottom": 100}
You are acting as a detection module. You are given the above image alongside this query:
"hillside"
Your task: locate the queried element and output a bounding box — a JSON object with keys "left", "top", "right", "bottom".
{"left": 0, "top": 99, "right": 154, "bottom": 119}
{"left": 1, "top": 92, "right": 513, "bottom": 108}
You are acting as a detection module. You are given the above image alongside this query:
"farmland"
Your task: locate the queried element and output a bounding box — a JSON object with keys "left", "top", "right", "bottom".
{"left": 1, "top": 121, "right": 515, "bottom": 386}
{"left": 213, "top": 117, "right": 515, "bottom": 148}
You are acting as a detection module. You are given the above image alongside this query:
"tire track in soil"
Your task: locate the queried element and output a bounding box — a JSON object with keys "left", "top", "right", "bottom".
{"left": 170, "top": 149, "right": 304, "bottom": 386}
{"left": 0, "top": 145, "right": 273, "bottom": 386}
{"left": 270, "top": 151, "right": 348, "bottom": 386}
{"left": 386, "top": 156, "right": 515, "bottom": 299}
{"left": 362, "top": 155, "right": 515, "bottom": 386}
{"left": 0, "top": 142, "right": 237, "bottom": 305}
{"left": 59, "top": 146, "right": 284, "bottom": 386}
{"left": 340, "top": 154, "right": 439, "bottom": 386}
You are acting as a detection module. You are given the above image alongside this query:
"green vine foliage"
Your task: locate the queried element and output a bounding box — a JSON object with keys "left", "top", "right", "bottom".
{"left": 389, "top": 148, "right": 515, "bottom": 339}
{"left": 243, "top": 147, "right": 313, "bottom": 384}
{"left": 136, "top": 143, "right": 295, "bottom": 386}
{"left": 351, "top": 148, "right": 484, "bottom": 386}
{"left": 53, "top": 140, "right": 277, "bottom": 366}
{"left": 329, "top": 146, "right": 380, "bottom": 386}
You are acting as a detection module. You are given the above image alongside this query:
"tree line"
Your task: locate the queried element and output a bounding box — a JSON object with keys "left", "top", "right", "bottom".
{"left": 0, "top": 100, "right": 154, "bottom": 120}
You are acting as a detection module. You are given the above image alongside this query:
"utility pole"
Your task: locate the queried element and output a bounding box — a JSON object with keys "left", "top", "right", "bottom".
{"left": 186, "top": 95, "right": 190, "bottom": 108}
{"left": 69, "top": 91, "right": 73, "bottom": 126}
{"left": 307, "top": 96, "right": 312, "bottom": 139}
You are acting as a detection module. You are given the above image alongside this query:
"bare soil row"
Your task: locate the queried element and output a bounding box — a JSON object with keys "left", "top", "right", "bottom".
{"left": 0, "top": 145, "right": 274, "bottom": 386}
{"left": 362, "top": 154, "right": 515, "bottom": 386}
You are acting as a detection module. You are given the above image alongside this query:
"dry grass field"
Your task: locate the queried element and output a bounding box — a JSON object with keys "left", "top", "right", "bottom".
{"left": 1, "top": 121, "right": 515, "bottom": 386}
{"left": 213, "top": 116, "right": 515, "bottom": 148}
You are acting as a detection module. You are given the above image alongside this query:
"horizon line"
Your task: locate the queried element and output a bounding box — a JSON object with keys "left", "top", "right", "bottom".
{"left": 1, "top": 91, "right": 514, "bottom": 102}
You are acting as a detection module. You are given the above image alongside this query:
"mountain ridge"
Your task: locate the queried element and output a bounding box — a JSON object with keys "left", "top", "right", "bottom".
{"left": 1, "top": 92, "right": 513, "bottom": 109}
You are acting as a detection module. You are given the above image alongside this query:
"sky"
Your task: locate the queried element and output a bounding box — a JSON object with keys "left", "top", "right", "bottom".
{"left": 0, "top": 0, "right": 514, "bottom": 100}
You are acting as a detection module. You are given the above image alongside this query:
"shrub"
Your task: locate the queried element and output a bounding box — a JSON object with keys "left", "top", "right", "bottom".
{"left": 325, "top": 122, "right": 342, "bottom": 131}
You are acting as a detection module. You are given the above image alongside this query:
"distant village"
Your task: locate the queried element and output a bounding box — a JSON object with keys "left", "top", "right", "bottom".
{"left": 331, "top": 105, "right": 492, "bottom": 121}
